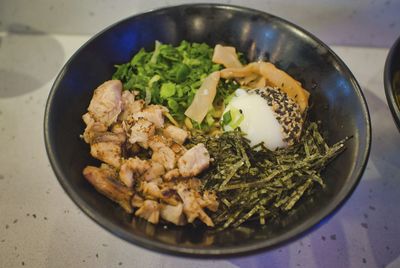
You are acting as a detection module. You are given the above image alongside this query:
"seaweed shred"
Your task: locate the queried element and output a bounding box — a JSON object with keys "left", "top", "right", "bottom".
{"left": 189, "top": 122, "right": 348, "bottom": 229}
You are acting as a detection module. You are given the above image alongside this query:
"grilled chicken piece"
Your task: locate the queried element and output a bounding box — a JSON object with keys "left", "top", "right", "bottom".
{"left": 170, "top": 143, "right": 187, "bottom": 158}
{"left": 176, "top": 183, "right": 214, "bottom": 227}
{"left": 90, "top": 132, "right": 124, "bottom": 168}
{"left": 82, "top": 111, "right": 95, "bottom": 126}
{"left": 133, "top": 105, "right": 168, "bottom": 129}
{"left": 160, "top": 203, "right": 186, "bottom": 226}
{"left": 152, "top": 146, "right": 176, "bottom": 171}
{"left": 142, "top": 162, "right": 165, "bottom": 181}
{"left": 178, "top": 143, "right": 210, "bottom": 177}
{"left": 90, "top": 141, "right": 121, "bottom": 168}
{"left": 198, "top": 191, "right": 219, "bottom": 212}
{"left": 159, "top": 187, "right": 180, "bottom": 205}
{"left": 135, "top": 200, "right": 160, "bottom": 224}
{"left": 83, "top": 165, "right": 133, "bottom": 213}
{"left": 128, "top": 119, "right": 155, "bottom": 149}
{"left": 163, "top": 125, "right": 188, "bottom": 145}
{"left": 119, "top": 157, "right": 150, "bottom": 188}
{"left": 141, "top": 181, "right": 162, "bottom": 199}
{"left": 131, "top": 194, "right": 144, "bottom": 208}
{"left": 119, "top": 90, "right": 145, "bottom": 121}
{"left": 148, "top": 135, "right": 176, "bottom": 171}
{"left": 148, "top": 135, "right": 171, "bottom": 151}
{"left": 140, "top": 180, "right": 180, "bottom": 205}
{"left": 111, "top": 122, "right": 124, "bottom": 133}
{"left": 163, "top": 168, "right": 181, "bottom": 181}
{"left": 186, "top": 178, "right": 202, "bottom": 191}
{"left": 91, "top": 131, "right": 125, "bottom": 144}
{"left": 87, "top": 80, "right": 122, "bottom": 127}
{"left": 82, "top": 113, "right": 108, "bottom": 143}
{"left": 82, "top": 84, "right": 218, "bottom": 227}
{"left": 110, "top": 123, "right": 126, "bottom": 142}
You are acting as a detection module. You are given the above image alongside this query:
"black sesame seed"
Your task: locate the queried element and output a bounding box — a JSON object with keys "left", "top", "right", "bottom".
{"left": 252, "top": 87, "right": 303, "bottom": 145}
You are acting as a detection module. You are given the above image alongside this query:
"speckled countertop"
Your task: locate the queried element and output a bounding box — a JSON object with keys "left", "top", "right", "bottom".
{"left": 1, "top": 1, "right": 400, "bottom": 268}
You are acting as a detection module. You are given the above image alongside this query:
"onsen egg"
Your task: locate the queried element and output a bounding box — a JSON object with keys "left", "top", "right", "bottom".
{"left": 222, "top": 87, "right": 303, "bottom": 150}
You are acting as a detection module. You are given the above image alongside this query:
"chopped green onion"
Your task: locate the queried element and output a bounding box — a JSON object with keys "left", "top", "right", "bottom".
{"left": 222, "top": 111, "right": 232, "bottom": 125}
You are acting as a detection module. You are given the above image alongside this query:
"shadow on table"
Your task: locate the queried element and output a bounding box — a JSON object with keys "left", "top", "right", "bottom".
{"left": 228, "top": 217, "right": 351, "bottom": 268}
{"left": 0, "top": 23, "right": 64, "bottom": 98}
{"left": 359, "top": 88, "right": 400, "bottom": 266}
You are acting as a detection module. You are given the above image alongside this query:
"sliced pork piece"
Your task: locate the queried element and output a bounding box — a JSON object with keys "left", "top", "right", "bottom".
{"left": 142, "top": 162, "right": 165, "bottom": 181}
{"left": 178, "top": 143, "right": 210, "bottom": 177}
{"left": 176, "top": 183, "right": 214, "bottom": 227}
{"left": 83, "top": 165, "right": 133, "bottom": 213}
{"left": 135, "top": 200, "right": 160, "bottom": 224}
{"left": 119, "top": 90, "right": 145, "bottom": 121}
{"left": 163, "top": 125, "right": 189, "bottom": 145}
{"left": 133, "top": 105, "right": 168, "bottom": 128}
{"left": 160, "top": 203, "right": 186, "bottom": 226}
{"left": 128, "top": 119, "right": 155, "bottom": 149}
{"left": 119, "top": 157, "right": 150, "bottom": 188}
{"left": 87, "top": 80, "right": 122, "bottom": 127}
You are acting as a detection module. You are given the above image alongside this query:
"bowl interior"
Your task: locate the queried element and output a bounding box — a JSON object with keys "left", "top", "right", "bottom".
{"left": 45, "top": 4, "right": 370, "bottom": 256}
{"left": 385, "top": 36, "right": 400, "bottom": 131}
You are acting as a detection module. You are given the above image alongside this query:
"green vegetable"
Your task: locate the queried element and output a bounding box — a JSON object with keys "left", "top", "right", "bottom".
{"left": 167, "top": 98, "right": 179, "bottom": 112}
{"left": 188, "top": 122, "right": 348, "bottom": 229}
{"left": 112, "top": 41, "right": 241, "bottom": 127}
{"left": 149, "top": 40, "right": 162, "bottom": 64}
{"left": 222, "top": 107, "right": 244, "bottom": 130}
{"left": 205, "top": 113, "right": 215, "bottom": 127}
{"left": 175, "top": 64, "right": 190, "bottom": 82}
{"left": 160, "top": 82, "right": 176, "bottom": 99}
{"left": 222, "top": 111, "right": 232, "bottom": 125}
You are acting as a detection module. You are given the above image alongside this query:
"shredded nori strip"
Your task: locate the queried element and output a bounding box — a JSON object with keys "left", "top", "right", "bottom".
{"left": 189, "top": 122, "right": 348, "bottom": 229}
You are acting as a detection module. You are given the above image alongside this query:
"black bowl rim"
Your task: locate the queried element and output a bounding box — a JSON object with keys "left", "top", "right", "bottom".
{"left": 44, "top": 3, "right": 371, "bottom": 258}
{"left": 384, "top": 35, "right": 400, "bottom": 131}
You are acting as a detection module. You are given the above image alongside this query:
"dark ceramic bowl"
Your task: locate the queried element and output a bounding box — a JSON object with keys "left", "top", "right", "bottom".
{"left": 384, "top": 35, "right": 400, "bottom": 131}
{"left": 44, "top": 4, "right": 371, "bottom": 257}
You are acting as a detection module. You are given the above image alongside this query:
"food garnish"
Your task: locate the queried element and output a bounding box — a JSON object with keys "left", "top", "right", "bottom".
{"left": 189, "top": 123, "right": 347, "bottom": 229}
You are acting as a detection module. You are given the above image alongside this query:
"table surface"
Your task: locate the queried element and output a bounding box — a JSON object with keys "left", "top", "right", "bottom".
{"left": 1, "top": 32, "right": 399, "bottom": 268}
